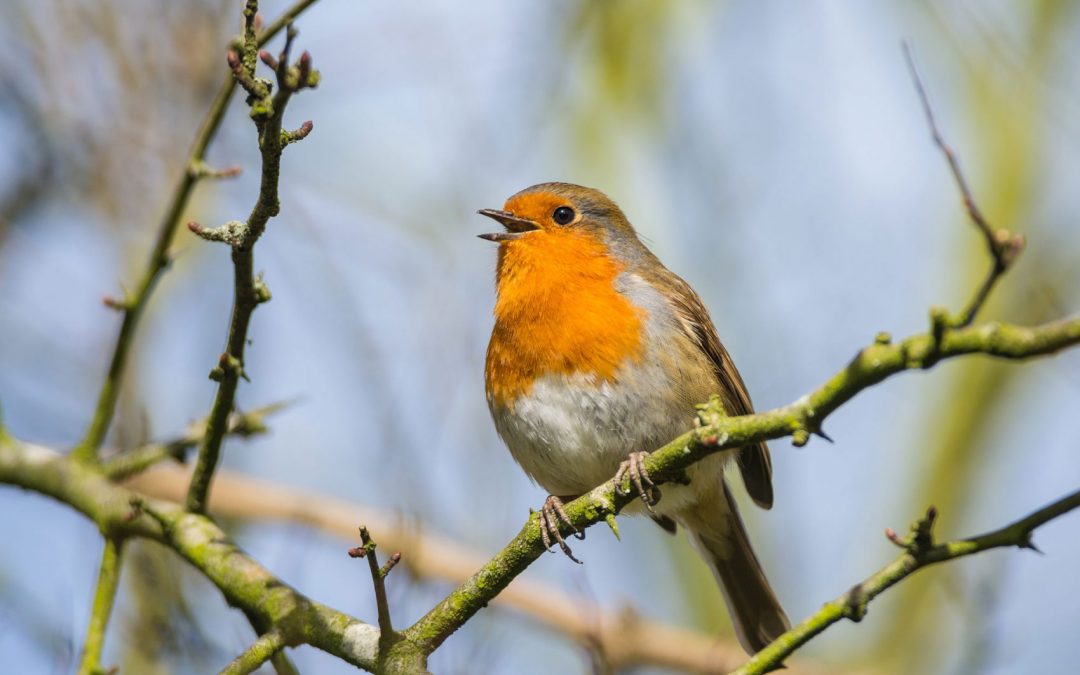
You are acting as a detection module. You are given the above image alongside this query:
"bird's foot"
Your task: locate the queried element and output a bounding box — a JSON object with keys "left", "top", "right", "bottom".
{"left": 538, "top": 495, "right": 585, "bottom": 564}
{"left": 613, "top": 451, "right": 661, "bottom": 512}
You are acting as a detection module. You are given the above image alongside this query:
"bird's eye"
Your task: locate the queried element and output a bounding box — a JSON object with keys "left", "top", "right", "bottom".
{"left": 552, "top": 206, "right": 576, "bottom": 225}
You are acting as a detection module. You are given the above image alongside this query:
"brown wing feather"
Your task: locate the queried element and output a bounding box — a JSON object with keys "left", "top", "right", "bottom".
{"left": 646, "top": 268, "right": 775, "bottom": 510}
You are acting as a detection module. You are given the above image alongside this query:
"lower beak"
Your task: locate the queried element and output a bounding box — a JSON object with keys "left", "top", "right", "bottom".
{"left": 477, "top": 209, "right": 539, "bottom": 242}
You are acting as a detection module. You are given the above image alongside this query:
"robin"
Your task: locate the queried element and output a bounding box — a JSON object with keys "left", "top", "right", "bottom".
{"left": 479, "top": 182, "right": 790, "bottom": 653}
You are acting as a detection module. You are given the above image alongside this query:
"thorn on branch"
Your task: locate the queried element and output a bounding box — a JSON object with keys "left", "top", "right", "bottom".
{"left": 1019, "top": 533, "right": 1044, "bottom": 555}
{"left": 791, "top": 412, "right": 830, "bottom": 447}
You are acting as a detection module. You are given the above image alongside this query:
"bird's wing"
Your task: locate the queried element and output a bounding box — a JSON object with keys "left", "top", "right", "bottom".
{"left": 650, "top": 269, "right": 775, "bottom": 509}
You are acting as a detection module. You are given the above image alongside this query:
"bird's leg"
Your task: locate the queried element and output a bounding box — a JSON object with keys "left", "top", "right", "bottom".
{"left": 538, "top": 494, "right": 585, "bottom": 564}
{"left": 613, "top": 451, "right": 661, "bottom": 512}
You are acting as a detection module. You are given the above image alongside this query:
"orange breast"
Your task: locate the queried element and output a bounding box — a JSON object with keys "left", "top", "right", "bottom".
{"left": 485, "top": 229, "right": 645, "bottom": 409}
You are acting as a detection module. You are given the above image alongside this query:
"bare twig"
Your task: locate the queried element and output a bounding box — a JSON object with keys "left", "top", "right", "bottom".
{"left": 902, "top": 42, "right": 1025, "bottom": 327}
{"left": 101, "top": 401, "right": 288, "bottom": 481}
{"left": 730, "top": 488, "right": 1080, "bottom": 675}
{"left": 350, "top": 527, "right": 400, "bottom": 638}
{"left": 185, "top": 0, "right": 318, "bottom": 514}
{"left": 71, "top": 0, "right": 323, "bottom": 464}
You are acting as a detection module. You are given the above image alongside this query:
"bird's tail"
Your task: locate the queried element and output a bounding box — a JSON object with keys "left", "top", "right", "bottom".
{"left": 683, "top": 482, "right": 790, "bottom": 654}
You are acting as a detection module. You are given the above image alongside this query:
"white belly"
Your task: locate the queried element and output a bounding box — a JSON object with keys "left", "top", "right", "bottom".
{"left": 490, "top": 360, "right": 723, "bottom": 513}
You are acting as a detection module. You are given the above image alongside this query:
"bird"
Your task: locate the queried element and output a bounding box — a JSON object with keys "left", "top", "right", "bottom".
{"left": 478, "top": 182, "right": 790, "bottom": 653}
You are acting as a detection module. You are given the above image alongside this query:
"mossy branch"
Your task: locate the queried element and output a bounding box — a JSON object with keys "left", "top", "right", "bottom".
{"left": 401, "top": 313, "right": 1080, "bottom": 659}
{"left": 731, "top": 488, "right": 1080, "bottom": 675}
{"left": 71, "top": 0, "right": 321, "bottom": 464}
{"left": 0, "top": 440, "right": 381, "bottom": 671}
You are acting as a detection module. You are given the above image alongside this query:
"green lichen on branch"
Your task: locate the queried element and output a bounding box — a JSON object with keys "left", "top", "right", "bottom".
{"left": 402, "top": 313, "right": 1080, "bottom": 657}
{"left": 730, "top": 488, "right": 1080, "bottom": 675}
{"left": 0, "top": 440, "right": 381, "bottom": 672}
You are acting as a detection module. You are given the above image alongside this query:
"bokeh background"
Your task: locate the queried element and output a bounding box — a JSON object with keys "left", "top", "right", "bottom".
{"left": 2, "top": 1, "right": 1080, "bottom": 673}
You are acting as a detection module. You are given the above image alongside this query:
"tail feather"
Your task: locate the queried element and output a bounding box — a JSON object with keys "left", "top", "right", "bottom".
{"left": 685, "top": 483, "right": 790, "bottom": 653}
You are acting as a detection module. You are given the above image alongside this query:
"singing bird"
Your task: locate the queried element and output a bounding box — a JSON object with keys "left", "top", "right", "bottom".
{"left": 479, "top": 182, "right": 789, "bottom": 653}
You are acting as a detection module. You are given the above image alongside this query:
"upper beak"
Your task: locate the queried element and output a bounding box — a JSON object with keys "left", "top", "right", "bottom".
{"left": 477, "top": 209, "right": 540, "bottom": 242}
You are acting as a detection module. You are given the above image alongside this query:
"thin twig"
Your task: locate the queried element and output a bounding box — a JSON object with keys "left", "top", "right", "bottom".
{"left": 71, "top": 0, "right": 322, "bottom": 464}
{"left": 185, "top": 0, "right": 318, "bottom": 514}
{"left": 350, "top": 527, "right": 399, "bottom": 637}
{"left": 102, "top": 401, "right": 289, "bottom": 481}
{"left": 76, "top": 537, "right": 124, "bottom": 675}
{"left": 902, "top": 41, "right": 1025, "bottom": 327}
{"left": 730, "top": 488, "right": 1080, "bottom": 675}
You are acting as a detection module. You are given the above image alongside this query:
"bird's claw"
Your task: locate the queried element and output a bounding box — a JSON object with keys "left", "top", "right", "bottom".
{"left": 613, "top": 451, "right": 661, "bottom": 512}
{"left": 538, "top": 495, "right": 584, "bottom": 564}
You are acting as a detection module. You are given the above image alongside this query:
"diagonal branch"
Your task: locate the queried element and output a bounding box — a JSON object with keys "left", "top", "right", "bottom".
{"left": 400, "top": 314, "right": 1080, "bottom": 661}
{"left": 72, "top": 0, "right": 322, "bottom": 464}
{"left": 731, "top": 488, "right": 1080, "bottom": 675}
{"left": 101, "top": 401, "right": 288, "bottom": 481}
{"left": 0, "top": 440, "right": 381, "bottom": 671}
{"left": 127, "top": 463, "right": 836, "bottom": 675}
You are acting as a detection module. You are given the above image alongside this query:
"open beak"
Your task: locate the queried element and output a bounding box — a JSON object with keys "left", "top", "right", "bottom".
{"left": 477, "top": 209, "right": 540, "bottom": 242}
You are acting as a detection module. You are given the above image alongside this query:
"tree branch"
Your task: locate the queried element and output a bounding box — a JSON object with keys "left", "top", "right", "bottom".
{"left": 127, "top": 463, "right": 841, "bottom": 675}
{"left": 731, "top": 488, "right": 1080, "bottom": 674}
{"left": 71, "top": 0, "right": 322, "bottom": 464}
{"left": 0, "top": 439, "right": 381, "bottom": 671}
{"left": 401, "top": 313, "right": 1080, "bottom": 660}
{"left": 185, "top": 0, "right": 318, "bottom": 514}
{"left": 76, "top": 537, "right": 124, "bottom": 675}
